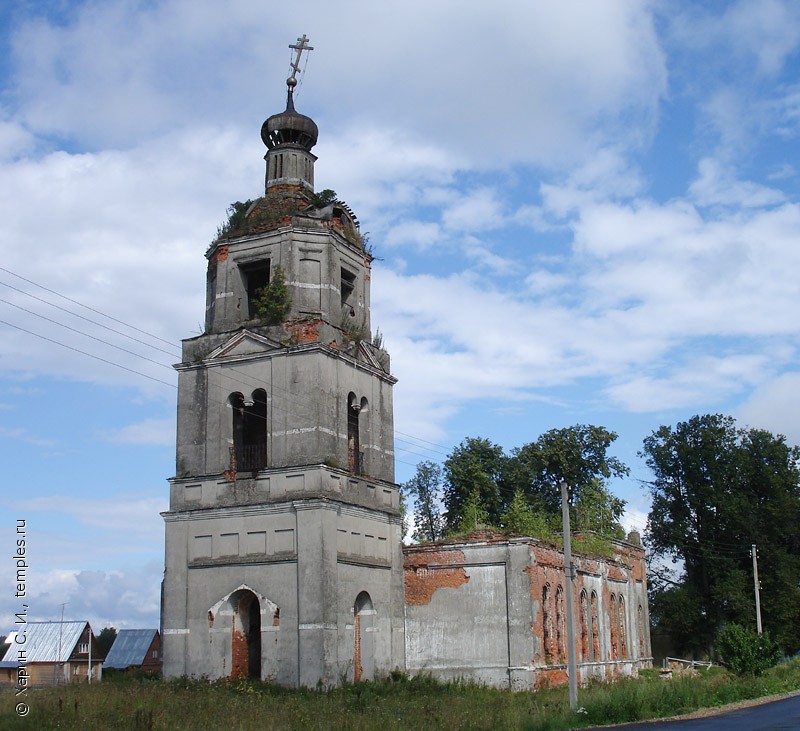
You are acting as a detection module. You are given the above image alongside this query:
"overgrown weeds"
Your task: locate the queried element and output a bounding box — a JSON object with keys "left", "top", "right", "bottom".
{"left": 2, "top": 659, "right": 798, "bottom": 730}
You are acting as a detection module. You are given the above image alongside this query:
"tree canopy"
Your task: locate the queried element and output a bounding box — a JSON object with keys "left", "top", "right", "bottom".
{"left": 642, "top": 414, "right": 800, "bottom": 654}
{"left": 403, "top": 460, "right": 445, "bottom": 543}
{"left": 403, "top": 425, "right": 628, "bottom": 546}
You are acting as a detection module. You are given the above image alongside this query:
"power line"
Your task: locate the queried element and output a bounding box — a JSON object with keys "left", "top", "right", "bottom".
{"left": 0, "top": 297, "right": 174, "bottom": 370}
{"left": 0, "top": 318, "right": 177, "bottom": 389}
{"left": 0, "top": 266, "right": 177, "bottom": 349}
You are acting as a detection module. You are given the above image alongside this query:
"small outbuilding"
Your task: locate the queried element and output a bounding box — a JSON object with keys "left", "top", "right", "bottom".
{"left": 0, "top": 621, "right": 102, "bottom": 686}
{"left": 104, "top": 629, "right": 161, "bottom": 673}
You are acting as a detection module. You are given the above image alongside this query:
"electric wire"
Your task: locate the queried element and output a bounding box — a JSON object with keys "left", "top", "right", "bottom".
{"left": 0, "top": 297, "right": 175, "bottom": 370}
{"left": 0, "top": 266, "right": 177, "bottom": 349}
{"left": 0, "top": 318, "right": 176, "bottom": 389}
{"left": 0, "top": 267, "right": 455, "bottom": 468}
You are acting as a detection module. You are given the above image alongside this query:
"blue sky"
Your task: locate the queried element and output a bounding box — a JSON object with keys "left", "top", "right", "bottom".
{"left": 1, "top": 0, "right": 799, "bottom": 632}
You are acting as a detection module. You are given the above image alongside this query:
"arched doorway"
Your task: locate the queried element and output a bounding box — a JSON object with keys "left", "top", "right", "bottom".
{"left": 230, "top": 589, "right": 261, "bottom": 679}
{"left": 353, "top": 591, "right": 375, "bottom": 681}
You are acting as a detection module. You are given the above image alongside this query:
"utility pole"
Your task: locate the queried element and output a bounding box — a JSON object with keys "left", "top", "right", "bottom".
{"left": 56, "top": 602, "right": 68, "bottom": 686}
{"left": 560, "top": 481, "right": 578, "bottom": 711}
{"left": 751, "top": 544, "right": 762, "bottom": 635}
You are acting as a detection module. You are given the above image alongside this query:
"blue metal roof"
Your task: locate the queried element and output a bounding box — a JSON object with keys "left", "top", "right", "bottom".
{"left": 2, "top": 621, "right": 87, "bottom": 663}
{"left": 103, "top": 629, "right": 158, "bottom": 669}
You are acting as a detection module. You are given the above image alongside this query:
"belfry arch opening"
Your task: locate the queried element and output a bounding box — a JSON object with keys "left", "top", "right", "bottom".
{"left": 347, "top": 392, "right": 365, "bottom": 475}
{"left": 230, "top": 589, "right": 261, "bottom": 680}
{"left": 230, "top": 389, "right": 267, "bottom": 471}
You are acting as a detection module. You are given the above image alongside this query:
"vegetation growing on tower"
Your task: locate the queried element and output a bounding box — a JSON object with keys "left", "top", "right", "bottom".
{"left": 253, "top": 265, "right": 291, "bottom": 325}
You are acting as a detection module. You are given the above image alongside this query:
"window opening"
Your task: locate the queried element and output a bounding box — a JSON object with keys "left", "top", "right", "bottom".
{"left": 610, "top": 594, "right": 619, "bottom": 660}
{"left": 638, "top": 604, "right": 645, "bottom": 657}
{"left": 347, "top": 392, "right": 362, "bottom": 474}
{"left": 591, "top": 591, "right": 600, "bottom": 661}
{"left": 341, "top": 268, "right": 356, "bottom": 314}
{"left": 542, "top": 583, "right": 553, "bottom": 664}
{"left": 231, "top": 389, "right": 267, "bottom": 471}
{"left": 580, "top": 589, "right": 589, "bottom": 661}
{"left": 242, "top": 261, "right": 270, "bottom": 319}
{"left": 618, "top": 596, "right": 627, "bottom": 658}
{"left": 555, "top": 584, "right": 566, "bottom": 663}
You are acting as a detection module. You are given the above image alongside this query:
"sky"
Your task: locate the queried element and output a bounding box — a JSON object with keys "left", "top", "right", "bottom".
{"left": 1, "top": 0, "right": 799, "bottom": 633}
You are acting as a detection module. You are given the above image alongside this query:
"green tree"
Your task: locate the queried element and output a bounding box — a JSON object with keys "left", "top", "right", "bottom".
{"left": 443, "top": 437, "right": 506, "bottom": 531}
{"left": 642, "top": 414, "right": 800, "bottom": 654}
{"left": 404, "top": 461, "right": 445, "bottom": 543}
{"left": 501, "top": 489, "right": 555, "bottom": 541}
{"left": 97, "top": 626, "right": 117, "bottom": 658}
{"left": 573, "top": 478, "right": 625, "bottom": 538}
{"left": 717, "top": 624, "right": 781, "bottom": 676}
{"left": 503, "top": 424, "right": 628, "bottom": 521}
{"left": 254, "top": 264, "right": 291, "bottom": 324}
{"left": 455, "top": 488, "right": 490, "bottom": 535}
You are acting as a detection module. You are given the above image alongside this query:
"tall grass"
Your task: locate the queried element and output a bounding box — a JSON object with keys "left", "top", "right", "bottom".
{"left": 2, "top": 659, "right": 798, "bottom": 731}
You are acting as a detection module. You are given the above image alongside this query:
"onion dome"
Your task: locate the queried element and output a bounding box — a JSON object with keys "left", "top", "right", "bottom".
{"left": 261, "top": 81, "right": 318, "bottom": 151}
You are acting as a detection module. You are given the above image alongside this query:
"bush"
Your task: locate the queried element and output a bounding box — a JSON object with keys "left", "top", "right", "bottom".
{"left": 253, "top": 265, "right": 291, "bottom": 324}
{"left": 717, "top": 624, "right": 781, "bottom": 676}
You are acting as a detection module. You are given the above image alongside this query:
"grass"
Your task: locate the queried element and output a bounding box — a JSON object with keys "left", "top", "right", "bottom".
{"left": 2, "top": 659, "right": 799, "bottom": 730}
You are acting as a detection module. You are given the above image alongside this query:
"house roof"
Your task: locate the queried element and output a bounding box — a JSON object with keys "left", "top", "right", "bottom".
{"left": 104, "top": 629, "right": 159, "bottom": 669}
{"left": 3, "top": 621, "right": 88, "bottom": 663}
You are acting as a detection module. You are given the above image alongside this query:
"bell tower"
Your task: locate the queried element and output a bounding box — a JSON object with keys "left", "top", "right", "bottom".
{"left": 161, "top": 36, "right": 405, "bottom": 686}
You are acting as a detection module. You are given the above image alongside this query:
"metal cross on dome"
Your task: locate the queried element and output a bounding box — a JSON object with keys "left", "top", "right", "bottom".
{"left": 287, "top": 34, "right": 314, "bottom": 86}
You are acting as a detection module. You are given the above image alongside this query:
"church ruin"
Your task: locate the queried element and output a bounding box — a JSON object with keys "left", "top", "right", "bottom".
{"left": 161, "top": 36, "right": 651, "bottom": 688}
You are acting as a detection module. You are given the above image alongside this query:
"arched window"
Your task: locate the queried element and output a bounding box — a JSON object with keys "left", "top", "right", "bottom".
{"left": 591, "top": 591, "right": 600, "bottom": 661}
{"left": 354, "top": 591, "right": 375, "bottom": 682}
{"left": 542, "top": 583, "right": 554, "bottom": 664}
{"left": 555, "top": 584, "right": 566, "bottom": 664}
{"left": 230, "top": 389, "right": 267, "bottom": 471}
{"left": 638, "top": 604, "right": 646, "bottom": 658}
{"left": 347, "top": 392, "right": 364, "bottom": 475}
{"left": 580, "top": 589, "right": 590, "bottom": 661}
{"left": 618, "top": 595, "right": 627, "bottom": 659}
{"left": 609, "top": 594, "right": 619, "bottom": 660}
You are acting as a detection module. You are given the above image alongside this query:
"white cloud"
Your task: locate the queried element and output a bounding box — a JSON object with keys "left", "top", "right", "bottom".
{"left": 0, "top": 425, "right": 56, "bottom": 447}
{"left": 103, "top": 417, "right": 175, "bottom": 446}
{"left": 12, "top": 491, "right": 166, "bottom": 536}
{"left": 689, "top": 158, "right": 785, "bottom": 208}
{"left": 442, "top": 188, "right": 505, "bottom": 233}
{"left": 8, "top": 1, "right": 666, "bottom": 169}
{"left": 736, "top": 372, "right": 800, "bottom": 446}
{"left": 0, "top": 563, "right": 162, "bottom": 630}
{"left": 384, "top": 221, "right": 441, "bottom": 250}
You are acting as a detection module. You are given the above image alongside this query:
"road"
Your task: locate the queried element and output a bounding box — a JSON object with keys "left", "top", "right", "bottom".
{"left": 587, "top": 692, "right": 800, "bottom": 730}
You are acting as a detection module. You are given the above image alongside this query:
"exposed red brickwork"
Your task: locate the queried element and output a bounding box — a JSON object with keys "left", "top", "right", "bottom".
{"left": 404, "top": 536, "right": 650, "bottom": 688}
{"left": 609, "top": 593, "right": 619, "bottom": 660}
{"left": 223, "top": 445, "right": 237, "bottom": 482}
{"left": 284, "top": 318, "right": 322, "bottom": 343}
{"left": 579, "top": 590, "right": 589, "bottom": 661}
{"left": 535, "top": 668, "right": 569, "bottom": 689}
{"left": 231, "top": 626, "right": 248, "bottom": 679}
{"left": 353, "top": 613, "right": 362, "bottom": 682}
{"left": 630, "top": 547, "right": 647, "bottom": 583}
{"left": 403, "top": 548, "right": 469, "bottom": 605}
